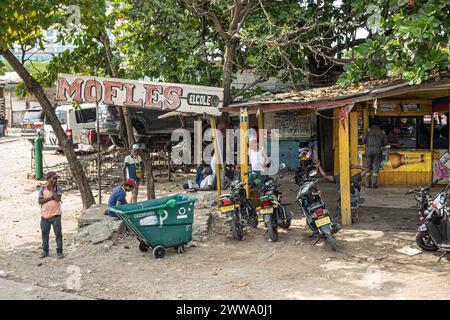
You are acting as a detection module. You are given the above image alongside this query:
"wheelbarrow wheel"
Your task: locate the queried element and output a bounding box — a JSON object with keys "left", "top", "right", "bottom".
{"left": 175, "top": 244, "right": 186, "bottom": 254}
{"left": 138, "top": 242, "right": 149, "bottom": 252}
{"left": 153, "top": 246, "right": 166, "bottom": 259}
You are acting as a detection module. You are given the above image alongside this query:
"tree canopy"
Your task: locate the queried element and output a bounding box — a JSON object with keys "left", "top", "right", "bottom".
{"left": 337, "top": 0, "right": 450, "bottom": 86}
{"left": 3, "top": 0, "right": 449, "bottom": 94}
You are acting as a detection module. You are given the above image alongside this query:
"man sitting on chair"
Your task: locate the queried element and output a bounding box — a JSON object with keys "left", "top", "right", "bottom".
{"left": 183, "top": 167, "right": 215, "bottom": 191}
{"left": 315, "top": 160, "right": 368, "bottom": 208}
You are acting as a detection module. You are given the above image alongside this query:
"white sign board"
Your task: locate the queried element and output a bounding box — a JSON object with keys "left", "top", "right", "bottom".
{"left": 56, "top": 73, "right": 222, "bottom": 116}
{"left": 379, "top": 104, "right": 397, "bottom": 112}
{"left": 401, "top": 104, "right": 420, "bottom": 112}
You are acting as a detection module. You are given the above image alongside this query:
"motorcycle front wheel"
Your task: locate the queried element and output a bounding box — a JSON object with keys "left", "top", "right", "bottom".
{"left": 230, "top": 212, "right": 244, "bottom": 241}
{"left": 415, "top": 232, "right": 438, "bottom": 251}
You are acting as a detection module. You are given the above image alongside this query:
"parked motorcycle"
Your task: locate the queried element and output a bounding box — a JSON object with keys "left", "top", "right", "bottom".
{"left": 257, "top": 163, "right": 293, "bottom": 242}
{"left": 410, "top": 183, "right": 450, "bottom": 259}
{"left": 218, "top": 173, "right": 258, "bottom": 240}
{"left": 294, "top": 167, "right": 341, "bottom": 251}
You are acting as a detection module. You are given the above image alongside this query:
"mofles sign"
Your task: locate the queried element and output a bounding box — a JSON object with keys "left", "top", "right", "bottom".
{"left": 56, "top": 74, "right": 223, "bottom": 116}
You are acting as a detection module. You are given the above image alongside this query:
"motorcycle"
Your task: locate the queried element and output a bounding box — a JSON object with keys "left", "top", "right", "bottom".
{"left": 294, "top": 167, "right": 341, "bottom": 251}
{"left": 257, "top": 163, "right": 293, "bottom": 242}
{"left": 411, "top": 183, "right": 450, "bottom": 260}
{"left": 218, "top": 173, "right": 258, "bottom": 240}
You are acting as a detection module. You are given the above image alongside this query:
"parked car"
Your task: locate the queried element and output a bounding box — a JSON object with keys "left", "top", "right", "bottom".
{"left": 98, "top": 105, "right": 202, "bottom": 150}
{"left": 43, "top": 103, "right": 99, "bottom": 150}
{"left": 79, "top": 127, "right": 112, "bottom": 153}
{"left": 20, "top": 106, "right": 45, "bottom": 143}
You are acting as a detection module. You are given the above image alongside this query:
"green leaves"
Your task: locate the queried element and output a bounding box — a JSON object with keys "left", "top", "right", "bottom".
{"left": 339, "top": 0, "right": 450, "bottom": 87}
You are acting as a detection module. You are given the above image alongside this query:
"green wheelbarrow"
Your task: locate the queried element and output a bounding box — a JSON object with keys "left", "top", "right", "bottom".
{"left": 109, "top": 194, "right": 197, "bottom": 259}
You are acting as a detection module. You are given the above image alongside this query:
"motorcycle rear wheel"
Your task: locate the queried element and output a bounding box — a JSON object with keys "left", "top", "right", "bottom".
{"left": 246, "top": 207, "right": 259, "bottom": 228}
{"left": 324, "top": 233, "right": 337, "bottom": 251}
{"left": 230, "top": 213, "right": 244, "bottom": 241}
{"left": 277, "top": 207, "right": 291, "bottom": 229}
{"left": 267, "top": 221, "right": 279, "bottom": 242}
{"left": 415, "top": 232, "right": 438, "bottom": 252}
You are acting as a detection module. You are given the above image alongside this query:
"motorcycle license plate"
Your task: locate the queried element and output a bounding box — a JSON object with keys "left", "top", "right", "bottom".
{"left": 315, "top": 216, "right": 331, "bottom": 228}
{"left": 26, "top": 124, "right": 31, "bottom": 129}
{"left": 219, "top": 205, "right": 234, "bottom": 213}
{"left": 260, "top": 207, "right": 273, "bottom": 214}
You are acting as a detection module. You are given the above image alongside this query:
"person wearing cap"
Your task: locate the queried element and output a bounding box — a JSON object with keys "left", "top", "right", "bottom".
{"left": 123, "top": 144, "right": 145, "bottom": 203}
{"left": 106, "top": 178, "right": 137, "bottom": 217}
{"left": 38, "top": 171, "right": 63, "bottom": 259}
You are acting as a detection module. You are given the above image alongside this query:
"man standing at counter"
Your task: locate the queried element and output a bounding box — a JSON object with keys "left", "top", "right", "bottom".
{"left": 363, "top": 122, "right": 388, "bottom": 188}
{"left": 387, "top": 126, "right": 402, "bottom": 148}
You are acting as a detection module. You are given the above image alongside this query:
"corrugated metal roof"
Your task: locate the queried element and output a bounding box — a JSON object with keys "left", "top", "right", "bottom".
{"left": 226, "top": 72, "right": 450, "bottom": 112}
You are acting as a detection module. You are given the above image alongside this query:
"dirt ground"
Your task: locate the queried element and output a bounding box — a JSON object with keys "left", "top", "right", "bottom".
{"left": 1, "top": 137, "right": 450, "bottom": 300}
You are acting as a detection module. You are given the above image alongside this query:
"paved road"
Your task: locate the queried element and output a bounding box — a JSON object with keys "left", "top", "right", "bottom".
{"left": 0, "top": 135, "right": 21, "bottom": 144}
{"left": 0, "top": 278, "right": 92, "bottom": 300}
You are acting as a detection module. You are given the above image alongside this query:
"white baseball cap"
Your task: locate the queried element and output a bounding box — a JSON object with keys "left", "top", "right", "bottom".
{"left": 132, "top": 144, "right": 140, "bottom": 150}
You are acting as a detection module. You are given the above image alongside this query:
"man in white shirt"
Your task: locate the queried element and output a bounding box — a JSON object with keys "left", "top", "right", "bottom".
{"left": 248, "top": 137, "right": 270, "bottom": 172}
{"left": 182, "top": 167, "right": 214, "bottom": 191}
{"left": 197, "top": 167, "right": 215, "bottom": 191}
{"left": 248, "top": 137, "right": 270, "bottom": 188}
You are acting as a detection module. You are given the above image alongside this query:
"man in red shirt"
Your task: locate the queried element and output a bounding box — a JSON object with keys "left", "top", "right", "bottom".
{"left": 38, "top": 171, "right": 63, "bottom": 259}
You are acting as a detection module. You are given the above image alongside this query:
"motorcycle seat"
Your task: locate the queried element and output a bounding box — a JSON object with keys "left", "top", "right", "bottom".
{"left": 306, "top": 202, "right": 323, "bottom": 212}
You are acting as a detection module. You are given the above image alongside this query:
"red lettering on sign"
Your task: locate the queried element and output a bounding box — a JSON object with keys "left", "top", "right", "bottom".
{"left": 103, "top": 81, "right": 123, "bottom": 105}
{"left": 164, "top": 86, "right": 182, "bottom": 109}
{"left": 123, "top": 83, "right": 143, "bottom": 107}
{"left": 143, "top": 85, "right": 163, "bottom": 109}
{"left": 84, "top": 80, "right": 103, "bottom": 103}
{"left": 57, "top": 77, "right": 84, "bottom": 102}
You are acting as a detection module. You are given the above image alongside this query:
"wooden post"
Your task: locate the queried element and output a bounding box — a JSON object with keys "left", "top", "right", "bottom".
{"left": 240, "top": 108, "right": 249, "bottom": 197}
{"left": 350, "top": 110, "right": 358, "bottom": 175}
{"left": 338, "top": 107, "right": 352, "bottom": 225}
{"left": 363, "top": 106, "right": 369, "bottom": 133}
{"left": 257, "top": 107, "right": 265, "bottom": 153}
{"left": 210, "top": 116, "right": 221, "bottom": 198}
{"left": 194, "top": 115, "right": 203, "bottom": 165}
{"left": 258, "top": 107, "right": 264, "bottom": 131}
{"left": 430, "top": 112, "right": 434, "bottom": 151}
{"left": 333, "top": 108, "right": 340, "bottom": 174}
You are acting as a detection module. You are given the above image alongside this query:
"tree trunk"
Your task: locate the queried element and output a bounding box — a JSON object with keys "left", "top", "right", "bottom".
{"left": 116, "top": 106, "right": 129, "bottom": 151}
{"left": 99, "top": 31, "right": 129, "bottom": 151}
{"left": 100, "top": 30, "right": 156, "bottom": 199}
{"left": 222, "top": 39, "right": 238, "bottom": 107}
{"left": 142, "top": 152, "right": 156, "bottom": 199}
{"left": 122, "top": 106, "right": 155, "bottom": 199}
{"left": 100, "top": 31, "right": 119, "bottom": 78}
{"left": 1, "top": 49, "right": 95, "bottom": 209}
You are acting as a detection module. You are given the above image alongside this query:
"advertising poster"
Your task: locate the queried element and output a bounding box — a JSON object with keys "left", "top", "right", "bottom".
{"left": 360, "top": 150, "right": 431, "bottom": 172}
{"left": 433, "top": 150, "right": 450, "bottom": 183}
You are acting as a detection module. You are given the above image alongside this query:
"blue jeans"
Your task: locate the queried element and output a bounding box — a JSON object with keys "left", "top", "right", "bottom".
{"left": 41, "top": 215, "right": 63, "bottom": 254}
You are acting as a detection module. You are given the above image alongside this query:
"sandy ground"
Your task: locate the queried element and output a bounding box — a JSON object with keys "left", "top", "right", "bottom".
{"left": 1, "top": 138, "right": 450, "bottom": 300}
{"left": 0, "top": 138, "right": 83, "bottom": 252}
